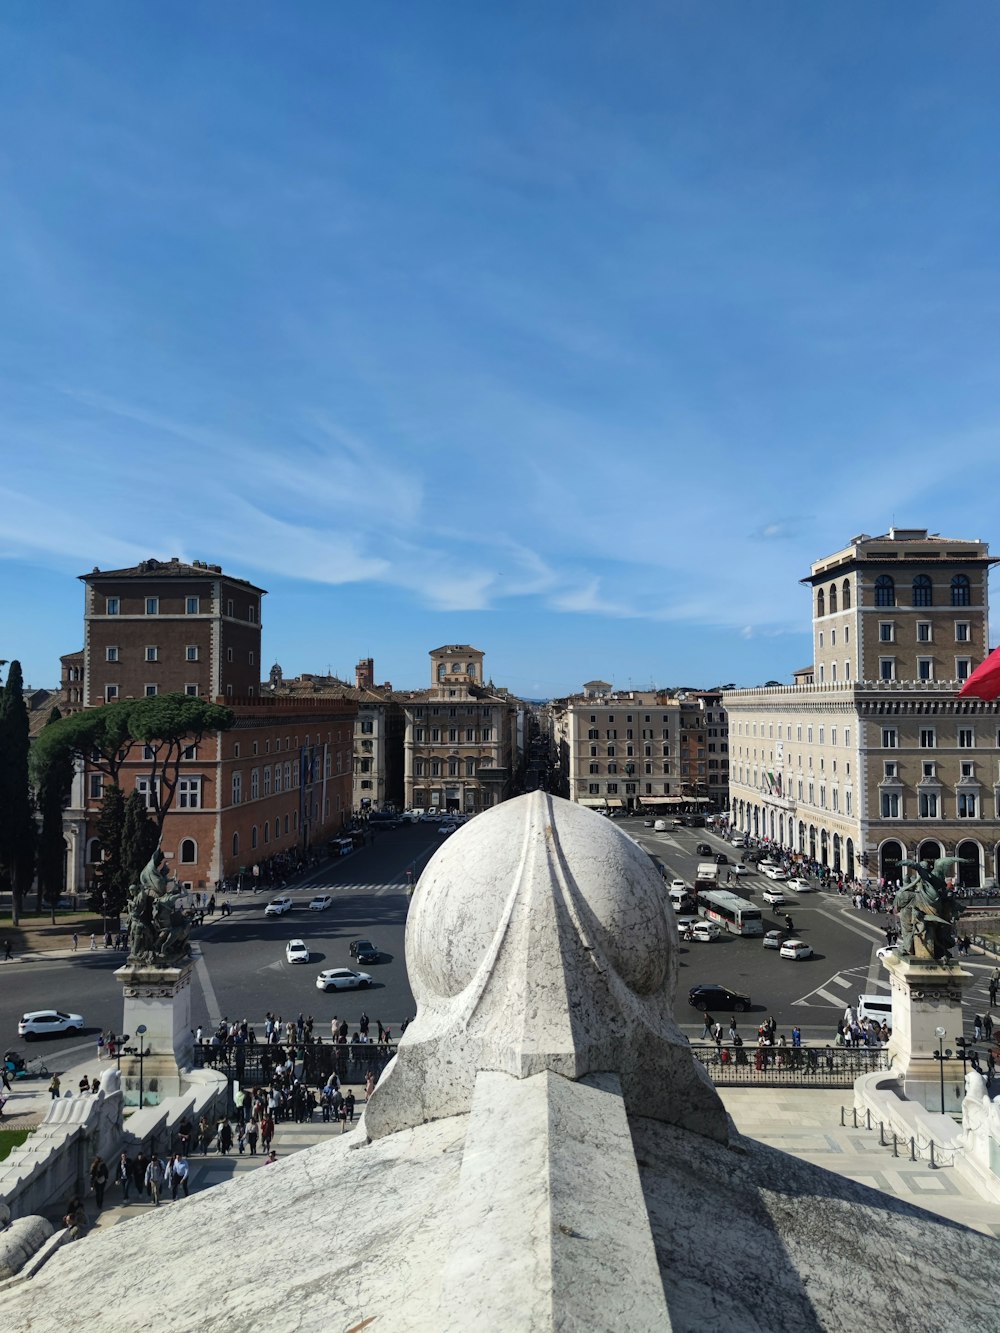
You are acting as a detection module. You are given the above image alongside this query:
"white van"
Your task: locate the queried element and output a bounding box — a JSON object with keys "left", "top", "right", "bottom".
{"left": 857, "top": 993, "right": 893, "bottom": 1025}
{"left": 668, "top": 886, "right": 691, "bottom": 911}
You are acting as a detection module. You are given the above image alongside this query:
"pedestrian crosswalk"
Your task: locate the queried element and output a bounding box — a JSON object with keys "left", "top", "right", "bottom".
{"left": 795, "top": 958, "right": 1000, "bottom": 1012}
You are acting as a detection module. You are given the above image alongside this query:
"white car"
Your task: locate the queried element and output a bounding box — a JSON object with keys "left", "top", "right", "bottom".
{"left": 18, "top": 1010, "right": 85, "bottom": 1040}
{"left": 779, "top": 939, "right": 813, "bottom": 960}
{"left": 761, "top": 865, "right": 788, "bottom": 881}
{"left": 438, "top": 822, "right": 459, "bottom": 835}
{"left": 669, "top": 879, "right": 688, "bottom": 892}
{"left": 877, "top": 944, "right": 902, "bottom": 962}
{"left": 308, "top": 895, "right": 333, "bottom": 912}
{"left": 731, "top": 836, "right": 747, "bottom": 847}
{"left": 264, "top": 897, "right": 294, "bottom": 916}
{"left": 286, "top": 939, "right": 310, "bottom": 964}
{"left": 785, "top": 877, "right": 815, "bottom": 893}
{"left": 315, "top": 967, "right": 373, "bottom": 992}
{"left": 690, "top": 921, "right": 721, "bottom": 943}
{"left": 762, "top": 929, "right": 785, "bottom": 950}
{"left": 762, "top": 886, "right": 786, "bottom": 906}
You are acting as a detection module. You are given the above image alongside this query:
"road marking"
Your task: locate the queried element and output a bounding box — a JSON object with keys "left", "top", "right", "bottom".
{"left": 828, "top": 974, "right": 851, "bottom": 989}
{"left": 191, "top": 943, "right": 222, "bottom": 1028}
{"left": 812, "top": 987, "right": 850, "bottom": 1007}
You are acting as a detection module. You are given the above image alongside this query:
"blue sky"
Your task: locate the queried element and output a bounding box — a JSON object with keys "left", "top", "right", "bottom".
{"left": 3, "top": 3, "right": 1000, "bottom": 699}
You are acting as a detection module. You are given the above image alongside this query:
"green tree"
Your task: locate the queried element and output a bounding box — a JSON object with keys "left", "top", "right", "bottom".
{"left": 92, "top": 785, "right": 126, "bottom": 920}
{"left": 120, "top": 789, "right": 158, "bottom": 896}
{"left": 36, "top": 705, "right": 75, "bottom": 921}
{"left": 0, "top": 661, "right": 36, "bottom": 925}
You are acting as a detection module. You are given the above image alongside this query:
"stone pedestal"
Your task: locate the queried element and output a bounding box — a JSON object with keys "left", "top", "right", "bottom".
{"left": 884, "top": 954, "right": 973, "bottom": 1114}
{"left": 114, "top": 962, "right": 196, "bottom": 1106}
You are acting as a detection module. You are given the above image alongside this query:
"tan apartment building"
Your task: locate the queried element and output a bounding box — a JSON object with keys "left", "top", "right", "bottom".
{"left": 724, "top": 529, "right": 1000, "bottom": 886}
{"left": 403, "top": 645, "right": 520, "bottom": 814}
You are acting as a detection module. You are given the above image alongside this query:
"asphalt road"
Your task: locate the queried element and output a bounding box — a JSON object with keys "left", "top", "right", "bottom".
{"left": 3, "top": 811, "right": 996, "bottom": 1066}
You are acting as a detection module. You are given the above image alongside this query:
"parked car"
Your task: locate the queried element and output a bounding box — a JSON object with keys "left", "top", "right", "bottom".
{"left": 308, "top": 895, "right": 333, "bottom": 912}
{"left": 762, "top": 930, "right": 785, "bottom": 950}
{"left": 315, "top": 968, "right": 373, "bottom": 992}
{"left": 779, "top": 939, "right": 813, "bottom": 961}
{"left": 689, "top": 921, "right": 721, "bottom": 943}
{"left": 350, "top": 939, "right": 381, "bottom": 964}
{"left": 688, "top": 984, "right": 750, "bottom": 1013}
{"left": 285, "top": 939, "right": 310, "bottom": 964}
{"left": 785, "top": 877, "right": 815, "bottom": 893}
{"left": 762, "top": 887, "right": 786, "bottom": 906}
{"left": 264, "top": 897, "right": 293, "bottom": 916}
{"left": 18, "top": 1010, "right": 85, "bottom": 1040}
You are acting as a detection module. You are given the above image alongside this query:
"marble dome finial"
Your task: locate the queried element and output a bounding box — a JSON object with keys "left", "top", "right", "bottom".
{"left": 363, "top": 792, "right": 727, "bottom": 1142}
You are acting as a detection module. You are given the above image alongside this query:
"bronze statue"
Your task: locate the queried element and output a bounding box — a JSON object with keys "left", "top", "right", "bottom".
{"left": 126, "top": 848, "right": 192, "bottom": 968}
{"left": 894, "top": 857, "right": 967, "bottom": 961}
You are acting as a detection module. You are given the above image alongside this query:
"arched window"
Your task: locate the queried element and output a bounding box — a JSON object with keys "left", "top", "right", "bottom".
{"left": 816, "top": 588, "right": 825, "bottom": 617}
{"left": 264, "top": 820, "right": 270, "bottom": 844}
{"left": 87, "top": 837, "right": 103, "bottom": 864}
{"left": 828, "top": 583, "right": 837, "bottom": 613}
{"left": 951, "top": 574, "right": 971, "bottom": 606}
{"left": 180, "top": 838, "right": 197, "bottom": 864}
{"left": 251, "top": 825, "right": 258, "bottom": 849}
{"left": 912, "top": 575, "right": 933, "bottom": 607}
{"left": 874, "top": 575, "right": 895, "bottom": 607}
{"left": 842, "top": 579, "right": 851, "bottom": 610}
{"left": 232, "top": 831, "right": 239, "bottom": 857}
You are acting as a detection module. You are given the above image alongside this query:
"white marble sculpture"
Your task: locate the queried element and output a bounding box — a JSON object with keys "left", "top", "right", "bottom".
{"left": 364, "top": 791, "right": 728, "bottom": 1142}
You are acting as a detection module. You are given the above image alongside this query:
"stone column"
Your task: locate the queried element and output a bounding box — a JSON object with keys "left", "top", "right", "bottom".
{"left": 884, "top": 954, "right": 974, "bottom": 1114}
{"left": 114, "top": 962, "right": 196, "bottom": 1105}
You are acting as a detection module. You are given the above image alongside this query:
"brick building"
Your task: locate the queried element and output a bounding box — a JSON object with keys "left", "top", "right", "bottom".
{"left": 72, "top": 558, "right": 355, "bottom": 895}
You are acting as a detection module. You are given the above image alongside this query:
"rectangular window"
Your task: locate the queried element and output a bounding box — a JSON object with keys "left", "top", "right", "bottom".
{"left": 414, "top": 759, "right": 425, "bottom": 777}
{"left": 105, "top": 646, "right": 119, "bottom": 663}
{"left": 881, "top": 792, "right": 900, "bottom": 818}
{"left": 227, "top": 598, "right": 234, "bottom": 616}
{"left": 232, "top": 772, "right": 242, "bottom": 805}
{"left": 135, "top": 777, "right": 159, "bottom": 810}
{"left": 955, "top": 622, "right": 970, "bottom": 642}
{"left": 186, "top": 596, "right": 200, "bottom": 614}
{"left": 186, "top": 646, "right": 199, "bottom": 661}
{"left": 958, "top": 792, "right": 978, "bottom": 819}
{"left": 465, "top": 758, "right": 475, "bottom": 777}
{"left": 922, "top": 761, "right": 936, "bottom": 778}
{"left": 144, "top": 684, "right": 157, "bottom": 697}
{"left": 917, "top": 658, "right": 933, "bottom": 681}
{"left": 185, "top": 684, "right": 198, "bottom": 696}
{"left": 884, "top": 762, "right": 897, "bottom": 778}
{"left": 145, "top": 646, "right": 158, "bottom": 662}
{"left": 177, "top": 777, "right": 202, "bottom": 810}
{"left": 145, "top": 597, "right": 158, "bottom": 615}
{"left": 920, "top": 729, "right": 935, "bottom": 748}
{"left": 879, "top": 658, "right": 895, "bottom": 681}
{"left": 958, "top": 728, "right": 974, "bottom": 748}
{"left": 919, "top": 792, "right": 938, "bottom": 819}
{"left": 961, "top": 760, "right": 974, "bottom": 779}
{"left": 882, "top": 728, "right": 897, "bottom": 749}
{"left": 917, "top": 622, "right": 932, "bottom": 643}
{"left": 879, "top": 622, "right": 894, "bottom": 642}
{"left": 251, "top": 769, "right": 260, "bottom": 800}
{"left": 105, "top": 684, "right": 119, "bottom": 702}
{"left": 106, "top": 596, "right": 120, "bottom": 615}
{"left": 956, "top": 659, "right": 971, "bottom": 681}
{"left": 88, "top": 773, "right": 103, "bottom": 800}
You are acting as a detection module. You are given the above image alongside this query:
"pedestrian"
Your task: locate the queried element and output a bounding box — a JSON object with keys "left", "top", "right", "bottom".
{"left": 365, "top": 1070, "right": 375, "bottom": 1101}
{"left": 985, "top": 1012, "right": 994, "bottom": 1040}
{"left": 145, "top": 1154, "right": 165, "bottom": 1205}
{"left": 115, "top": 1151, "right": 132, "bottom": 1202}
{"left": 49, "top": 1074, "right": 61, "bottom": 1100}
{"left": 89, "top": 933, "right": 97, "bottom": 951}
{"left": 3, "top": 939, "right": 12, "bottom": 961}
{"left": 63, "top": 1196, "right": 88, "bottom": 1241}
{"left": 72, "top": 931, "right": 79, "bottom": 951}
{"left": 217, "top": 1118, "right": 233, "bottom": 1155}
{"left": 168, "top": 1153, "right": 190, "bottom": 1200}
{"left": 974, "top": 1016, "right": 984, "bottom": 1043}
{"left": 345, "top": 1091, "right": 355, "bottom": 1122}
{"left": 97, "top": 1031, "right": 106, "bottom": 1060}
{"left": 263, "top": 1149, "right": 278, "bottom": 1164}
{"left": 78, "top": 1075, "right": 90, "bottom": 1096}
{"left": 246, "top": 1119, "right": 259, "bottom": 1155}
{"left": 89, "top": 1154, "right": 109, "bottom": 1209}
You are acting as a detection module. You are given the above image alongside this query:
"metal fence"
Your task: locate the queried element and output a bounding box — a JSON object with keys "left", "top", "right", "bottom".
{"left": 690, "top": 1043, "right": 889, "bottom": 1087}
{"left": 192, "top": 1041, "right": 397, "bottom": 1087}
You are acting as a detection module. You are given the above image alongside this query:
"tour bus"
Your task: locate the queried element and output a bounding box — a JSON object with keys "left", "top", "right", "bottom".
{"left": 696, "top": 889, "right": 765, "bottom": 937}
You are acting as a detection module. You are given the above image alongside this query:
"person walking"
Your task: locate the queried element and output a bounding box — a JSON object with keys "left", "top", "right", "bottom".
{"left": 145, "top": 1154, "right": 165, "bottom": 1205}
{"left": 89, "top": 933, "right": 97, "bottom": 951}
{"left": 115, "top": 1151, "right": 132, "bottom": 1202}
{"left": 246, "top": 1118, "right": 259, "bottom": 1155}
{"left": 72, "top": 931, "right": 79, "bottom": 951}
{"left": 990, "top": 969, "right": 999, "bottom": 1008}
{"left": 48, "top": 1074, "right": 61, "bottom": 1100}
{"left": 89, "top": 1154, "right": 109, "bottom": 1209}
{"left": 3, "top": 940, "right": 12, "bottom": 961}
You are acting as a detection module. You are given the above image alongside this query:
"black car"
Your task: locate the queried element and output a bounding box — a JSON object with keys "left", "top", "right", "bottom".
{"left": 688, "top": 983, "right": 751, "bottom": 1013}
{"left": 696, "top": 843, "right": 712, "bottom": 856}
{"left": 350, "top": 939, "right": 380, "bottom": 965}
{"left": 715, "top": 853, "right": 728, "bottom": 865}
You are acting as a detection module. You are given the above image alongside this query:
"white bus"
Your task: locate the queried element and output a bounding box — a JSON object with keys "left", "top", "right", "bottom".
{"left": 697, "top": 890, "right": 764, "bottom": 937}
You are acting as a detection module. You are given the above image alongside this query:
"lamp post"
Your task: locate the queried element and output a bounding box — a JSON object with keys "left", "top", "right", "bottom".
{"left": 934, "top": 1026, "right": 947, "bottom": 1115}
{"left": 101, "top": 891, "right": 108, "bottom": 940}
{"left": 136, "top": 1023, "right": 147, "bottom": 1108}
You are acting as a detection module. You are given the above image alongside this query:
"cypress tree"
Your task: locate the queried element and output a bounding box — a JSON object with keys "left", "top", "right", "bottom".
{"left": 92, "top": 785, "right": 126, "bottom": 920}
{"left": 0, "top": 661, "right": 35, "bottom": 926}
{"left": 36, "top": 706, "right": 75, "bottom": 921}
{"left": 121, "top": 789, "right": 159, "bottom": 900}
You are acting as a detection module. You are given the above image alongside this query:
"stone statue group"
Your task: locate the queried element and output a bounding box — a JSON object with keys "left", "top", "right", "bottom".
{"left": 126, "top": 848, "right": 193, "bottom": 968}
{"left": 894, "top": 856, "right": 967, "bottom": 961}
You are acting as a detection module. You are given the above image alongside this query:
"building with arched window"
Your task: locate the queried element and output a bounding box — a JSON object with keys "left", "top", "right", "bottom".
{"left": 725, "top": 529, "right": 1000, "bottom": 886}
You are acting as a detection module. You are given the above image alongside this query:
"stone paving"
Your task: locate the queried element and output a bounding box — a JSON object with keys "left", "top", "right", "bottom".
{"left": 719, "top": 1086, "right": 1000, "bottom": 1238}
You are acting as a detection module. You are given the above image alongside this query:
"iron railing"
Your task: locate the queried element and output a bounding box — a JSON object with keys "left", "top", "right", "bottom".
{"left": 690, "top": 1043, "right": 889, "bottom": 1086}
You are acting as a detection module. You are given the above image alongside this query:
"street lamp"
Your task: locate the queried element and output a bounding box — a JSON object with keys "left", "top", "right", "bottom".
{"left": 933, "top": 1026, "right": 947, "bottom": 1115}
{"left": 101, "top": 891, "right": 108, "bottom": 940}
{"left": 136, "top": 1024, "right": 147, "bottom": 1108}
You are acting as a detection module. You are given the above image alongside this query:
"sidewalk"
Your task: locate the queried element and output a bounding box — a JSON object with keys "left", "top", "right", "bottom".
{"left": 719, "top": 1086, "right": 1000, "bottom": 1238}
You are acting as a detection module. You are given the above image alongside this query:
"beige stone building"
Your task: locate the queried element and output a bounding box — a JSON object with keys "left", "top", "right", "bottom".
{"left": 403, "top": 645, "right": 521, "bottom": 813}
{"left": 724, "top": 528, "right": 1000, "bottom": 885}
